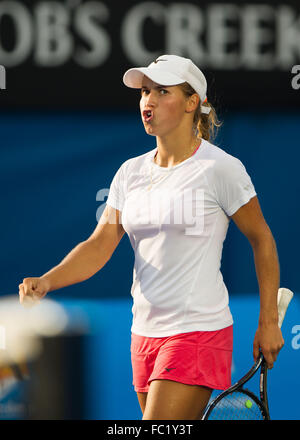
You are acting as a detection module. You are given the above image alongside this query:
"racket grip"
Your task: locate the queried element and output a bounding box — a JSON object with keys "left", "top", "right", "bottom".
{"left": 277, "top": 288, "right": 293, "bottom": 328}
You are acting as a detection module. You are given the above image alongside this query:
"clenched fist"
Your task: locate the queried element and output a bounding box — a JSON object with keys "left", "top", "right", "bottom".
{"left": 19, "top": 277, "right": 50, "bottom": 307}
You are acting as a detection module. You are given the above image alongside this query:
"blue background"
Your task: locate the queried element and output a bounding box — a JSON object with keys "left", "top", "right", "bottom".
{"left": 0, "top": 109, "right": 299, "bottom": 419}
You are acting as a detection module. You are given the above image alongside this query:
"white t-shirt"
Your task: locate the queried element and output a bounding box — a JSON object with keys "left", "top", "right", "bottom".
{"left": 106, "top": 139, "right": 256, "bottom": 337}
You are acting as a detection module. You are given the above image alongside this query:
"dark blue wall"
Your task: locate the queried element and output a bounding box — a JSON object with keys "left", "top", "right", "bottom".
{"left": 1, "top": 110, "right": 299, "bottom": 298}
{"left": 1, "top": 111, "right": 299, "bottom": 420}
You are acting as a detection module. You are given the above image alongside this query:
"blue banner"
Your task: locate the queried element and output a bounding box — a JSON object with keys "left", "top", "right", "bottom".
{"left": 1, "top": 110, "right": 299, "bottom": 298}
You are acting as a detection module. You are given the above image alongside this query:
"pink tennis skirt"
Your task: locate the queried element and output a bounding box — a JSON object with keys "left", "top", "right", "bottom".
{"left": 131, "top": 326, "right": 233, "bottom": 393}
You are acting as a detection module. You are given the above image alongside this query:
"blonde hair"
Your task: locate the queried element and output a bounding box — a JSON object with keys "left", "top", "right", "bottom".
{"left": 179, "top": 82, "right": 222, "bottom": 142}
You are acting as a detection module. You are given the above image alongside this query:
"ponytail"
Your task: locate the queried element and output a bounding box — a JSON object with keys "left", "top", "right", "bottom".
{"left": 179, "top": 83, "right": 222, "bottom": 142}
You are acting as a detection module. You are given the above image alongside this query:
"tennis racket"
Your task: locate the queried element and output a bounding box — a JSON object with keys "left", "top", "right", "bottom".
{"left": 202, "top": 287, "right": 294, "bottom": 420}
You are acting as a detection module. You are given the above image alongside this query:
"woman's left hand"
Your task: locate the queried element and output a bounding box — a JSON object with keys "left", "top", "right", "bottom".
{"left": 253, "top": 323, "right": 284, "bottom": 369}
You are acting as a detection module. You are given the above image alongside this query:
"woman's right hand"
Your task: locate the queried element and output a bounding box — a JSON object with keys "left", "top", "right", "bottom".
{"left": 19, "top": 277, "right": 50, "bottom": 307}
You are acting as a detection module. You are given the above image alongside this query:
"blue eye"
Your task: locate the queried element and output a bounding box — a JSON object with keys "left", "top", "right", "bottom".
{"left": 160, "top": 89, "right": 168, "bottom": 94}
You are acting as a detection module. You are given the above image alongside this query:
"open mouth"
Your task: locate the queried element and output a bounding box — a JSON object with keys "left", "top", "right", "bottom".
{"left": 143, "top": 110, "right": 153, "bottom": 123}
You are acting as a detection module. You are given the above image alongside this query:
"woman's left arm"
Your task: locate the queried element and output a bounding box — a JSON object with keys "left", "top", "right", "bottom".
{"left": 230, "top": 196, "right": 284, "bottom": 369}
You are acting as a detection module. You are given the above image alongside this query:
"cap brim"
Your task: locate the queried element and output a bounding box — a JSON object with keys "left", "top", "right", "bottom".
{"left": 123, "top": 67, "right": 185, "bottom": 89}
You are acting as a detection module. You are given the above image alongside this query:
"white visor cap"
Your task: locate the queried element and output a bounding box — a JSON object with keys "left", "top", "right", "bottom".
{"left": 123, "top": 54, "right": 210, "bottom": 114}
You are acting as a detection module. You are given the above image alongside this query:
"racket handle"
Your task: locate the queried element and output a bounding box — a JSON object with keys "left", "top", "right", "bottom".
{"left": 277, "top": 288, "right": 293, "bottom": 329}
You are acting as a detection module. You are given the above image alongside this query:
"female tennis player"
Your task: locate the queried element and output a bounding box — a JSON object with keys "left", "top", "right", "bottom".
{"left": 19, "top": 55, "right": 284, "bottom": 420}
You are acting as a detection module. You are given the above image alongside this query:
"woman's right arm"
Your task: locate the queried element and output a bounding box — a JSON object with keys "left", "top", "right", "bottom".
{"left": 19, "top": 205, "right": 125, "bottom": 305}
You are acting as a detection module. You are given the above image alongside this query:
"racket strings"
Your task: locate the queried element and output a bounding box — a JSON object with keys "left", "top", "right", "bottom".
{"left": 206, "top": 391, "right": 264, "bottom": 420}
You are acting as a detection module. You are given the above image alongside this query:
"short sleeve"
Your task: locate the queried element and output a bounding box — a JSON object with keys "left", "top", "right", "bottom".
{"left": 106, "top": 162, "right": 127, "bottom": 212}
{"left": 213, "top": 156, "right": 257, "bottom": 217}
